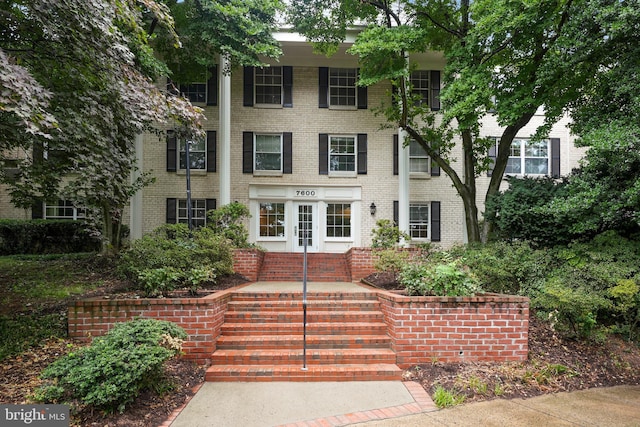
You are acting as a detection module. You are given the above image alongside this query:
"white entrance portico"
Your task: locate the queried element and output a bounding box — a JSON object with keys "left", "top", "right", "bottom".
{"left": 249, "top": 184, "right": 362, "bottom": 253}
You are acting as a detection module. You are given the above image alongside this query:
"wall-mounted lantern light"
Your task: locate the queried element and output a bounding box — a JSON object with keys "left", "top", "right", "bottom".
{"left": 370, "top": 202, "right": 377, "bottom": 216}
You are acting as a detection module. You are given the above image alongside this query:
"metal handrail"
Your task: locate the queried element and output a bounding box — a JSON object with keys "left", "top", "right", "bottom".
{"left": 302, "top": 226, "right": 308, "bottom": 371}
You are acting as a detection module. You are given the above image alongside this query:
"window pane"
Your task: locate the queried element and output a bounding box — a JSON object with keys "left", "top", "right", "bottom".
{"left": 177, "top": 199, "right": 207, "bottom": 227}
{"left": 179, "top": 138, "right": 206, "bottom": 170}
{"left": 409, "top": 140, "right": 429, "bottom": 173}
{"left": 326, "top": 203, "right": 351, "bottom": 238}
{"left": 255, "top": 67, "right": 282, "bottom": 105}
{"left": 179, "top": 83, "right": 206, "bottom": 103}
{"left": 525, "top": 158, "right": 549, "bottom": 174}
{"left": 505, "top": 158, "right": 521, "bottom": 174}
{"left": 410, "top": 70, "right": 430, "bottom": 105}
{"left": 255, "top": 135, "right": 282, "bottom": 171}
{"left": 329, "top": 137, "right": 356, "bottom": 172}
{"left": 329, "top": 68, "right": 356, "bottom": 106}
{"left": 259, "top": 202, "right": 285, "bottom": 237}
{"left": 409, "top": 203, "right": 429, "bottom": 239}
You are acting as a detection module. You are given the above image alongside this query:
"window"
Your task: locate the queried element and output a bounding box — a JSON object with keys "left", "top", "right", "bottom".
{"left": 44, "top": 200, "right": 85, "bottom": 220}
{"left": 179, "top": 82, "right": 206, "bottom": 104}
{"left": 329, "top": 68, "right": 357, "bottom": 107}
{"left": 255, "top": 67, "right": 282, "bottom": 105}
{"left": 409, "top": 203, "right": 429, "bottom": 239}
{"left": 326, "top": 203, "right": 351, "bottom": 238}
{"left": 410, "top": 70, "right": 430, "bottom": 106}
{"left": 177, "top": 199, "right": 207, "bottom": 228}
{"left": 329, "top": 136, "right": 356, "bottom": 173}
{"left": 259, "top": 202, "right": 285, "bottom": 237}
{"left": 506, "top": 139, "right": 550, "bottom": 175}
{"left": 179, "top": 137, "right": 206, "bottom": 170}
{"left": 255, "top": 134, "right": 282, "bottom": 172}
{"left": 409, "top": 140, "right": 430, "bottom": 174}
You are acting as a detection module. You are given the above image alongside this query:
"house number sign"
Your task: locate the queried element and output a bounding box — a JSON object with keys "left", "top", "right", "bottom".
{"left": 294, "top": 189, "right": 318, "bottom": 197}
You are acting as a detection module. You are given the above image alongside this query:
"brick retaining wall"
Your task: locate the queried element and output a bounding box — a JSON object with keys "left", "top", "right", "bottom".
{"left": 375, "top": 290, "right": 529, "bottom": 367}
{"left": 232, "top": 248, "right": 265, "bottom": 282}
{"left": 67, "top": 289, "right": 236, "bottom": 364}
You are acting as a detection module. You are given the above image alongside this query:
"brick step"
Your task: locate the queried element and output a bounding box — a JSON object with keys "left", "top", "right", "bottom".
{"left": 220, "top": 322, "right": 389, "bottom": 336}
{"left": 211, "top": 348, "right": 397, "bottom": 365}
{"left": 224, "top": 310, "right": 384, "bottom": 323}
{"left": 216, "top": 334, "right": 392, "bottom": 350}
{"left": 231, "top": 292, "right": 376, "bottom": 301}
{"left": 205, "top": 364, "right": 403, "bottom": 382}
{"left": 226, "top": 299, "right": 381, "bottom": 312}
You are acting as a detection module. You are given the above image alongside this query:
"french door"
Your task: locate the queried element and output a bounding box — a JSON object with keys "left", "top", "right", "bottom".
{"left": 293, "top": 203, "right": 318, "bottom": 252}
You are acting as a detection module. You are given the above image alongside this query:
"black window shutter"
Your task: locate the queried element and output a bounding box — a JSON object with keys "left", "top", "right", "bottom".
{"left": 430, "top": 201, "right": 441, "bottom": 242}
{"left": 431, "top": 144, "right": 441, "bottom": 176}
{"left": 243, "top": 66, "right": 254, "bottom": 107}
{"left": 319, "top": 133, "right": 329, "bottom": 175}
{"left": 393, "top": 200, "right": 399, "bottom": 226}
{"left": 393, "top": 134, "right": 399, "bottom": 175}
{"left": 206, "top": 131, "right": 216, "bottom": 172}
{"left": 357, "top": 70, "right": 368, "bottom": 109}
{"left": 283, "top": 132, "right": 293, "bottom": 174}
{"left": 166, "top": 198, "right": 177, "bottom": 224}
{"left": 166, "top": 130, "right": 177, "bottom": 172}
{"left": 283, "top": 66, "right": 293, "bottom": 108}
{"left": 243, "top": 131, "right": 253, "bottom": 174}
{"left": 318, "top": 67, "right": 329, "bottom": 108}
{"left": 551, "top": 138, "right": 560, "bottom": 178}
{"left": 430, "top": 70, "right": 441, "bottom": 111}
{"left": 487, "top": 141, "right": 497, "bottom": 177}
{"left": 206, "top": 66, "right": 218, "bottom": 106}
{"left": 357, "top": 133, "right": 367, "bottom": 174}
{"left": 33, "top": 141, "right": 44, "bottom": 166}
{"left": 205, "top": 198, "right": 216, "bottom": 213}
{"left": 31, "top": 200, "right": 43, "bottom": 219}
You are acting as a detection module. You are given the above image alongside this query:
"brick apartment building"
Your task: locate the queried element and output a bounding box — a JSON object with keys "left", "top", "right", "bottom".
{"left": 0, "top": 31, "right": 584, "bottom": 251}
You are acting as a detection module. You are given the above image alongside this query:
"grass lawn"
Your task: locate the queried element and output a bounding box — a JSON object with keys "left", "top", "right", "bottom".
{"left": 0, "top": 253, "right": 116, "bottom": 360}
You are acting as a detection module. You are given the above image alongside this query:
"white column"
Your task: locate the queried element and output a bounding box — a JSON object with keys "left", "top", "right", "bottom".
{"left": 219, "top": 54, "right": 231, "bottom": 206}
{"left": 129, "top": 134, "right": 144, "bottom": 240}
{"left": 398, "top": 128, "right": 410, "bottom": 246}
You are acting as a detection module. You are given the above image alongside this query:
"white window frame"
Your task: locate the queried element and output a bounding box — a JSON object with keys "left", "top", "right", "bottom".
{"left": 326, "top": 202, "right": 352, "bottom": 240}
{"left": 505, "top": 138, "right": 551, "bottom": 176}
{"left": 329, "top": 135, "right": 357, "bottom": 177}
{"left": 258, "top": 202, "right": 286, "bottom": 239}
{"left": 254, "top": 133, "right": 283, "bottom": 175}
{"left": 409, "top": 139, "right": 430, "bottom": 176}
{"left": 329, "top": 68, "right": 357, "bottom": 109}
{"left": 44, "top": 200, "right": 85, "bottom": 220}
{"left": 410, "top": 70, "right": 430, "bottom": 107}
{"left": 255, "top": 66, "right": 283, "bottom": 106}
{"left": 177, "top": 199, "right": 207, "bottom": 228}
{"left": 179, "top": 137, "right": 206, "bottom": 171}
{"left": 409, "top": 202, "right": 430, "bottom": 240}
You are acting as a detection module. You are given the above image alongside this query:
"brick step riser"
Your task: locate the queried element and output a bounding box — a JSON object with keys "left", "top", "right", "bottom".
{"left": 220, "top": 325, "right": 389, "bottom": 336}
{"left": 226, "top": 303, "right": 381, "bottom": 312}
{"left": 230, "top": 293, "right": 377, "bottom": 301}
{"left": 205, "top": 366, "right": 403, "bottom": 382}
{"left": 211, "top": 355, "right": 397, "bottom": 365}
{"left": 224, "top": 313, "right": 384, "bottom": 323}
{"left": 216, "top": 342, "right": 392, "bottom": 350}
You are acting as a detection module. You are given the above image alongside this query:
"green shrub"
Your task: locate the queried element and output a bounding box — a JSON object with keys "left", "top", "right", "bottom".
{"left": 400, "top": 260, "right": 481, "bottom": 297}
{"left": 0, "top": 220, "right": 101, "bottom": 255}
{"left": 432, "top": 385, "right": 465, "bottom": 408}
{"left": 371, "top": 219, "right": 409, "bottom": 249}
{"left": 118, "top": 224, "right": 233, "bottom": 296}
{"left": 206, "top": 202, "right": 251, "bottom": 248}
{"left": 34, "top": 318, "right": 187, "bottom": 413}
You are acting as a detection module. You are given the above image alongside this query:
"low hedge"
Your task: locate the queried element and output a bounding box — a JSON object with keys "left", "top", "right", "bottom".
{"left": 0, "top": 219, "right": 101, "bottom": 255}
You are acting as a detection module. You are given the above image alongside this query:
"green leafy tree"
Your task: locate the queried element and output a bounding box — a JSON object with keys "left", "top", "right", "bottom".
{"left": 287, "top": 0, "right": 638, "bottom": 243}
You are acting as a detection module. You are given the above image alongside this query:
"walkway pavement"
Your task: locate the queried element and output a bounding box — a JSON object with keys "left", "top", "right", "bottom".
{"left": 166, "top": 383, "right": 640, "bottom": 427}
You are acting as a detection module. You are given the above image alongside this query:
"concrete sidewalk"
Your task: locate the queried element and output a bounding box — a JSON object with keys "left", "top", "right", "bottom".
{"left": 167, "top": 383, "right": 640, "bottom": 427}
